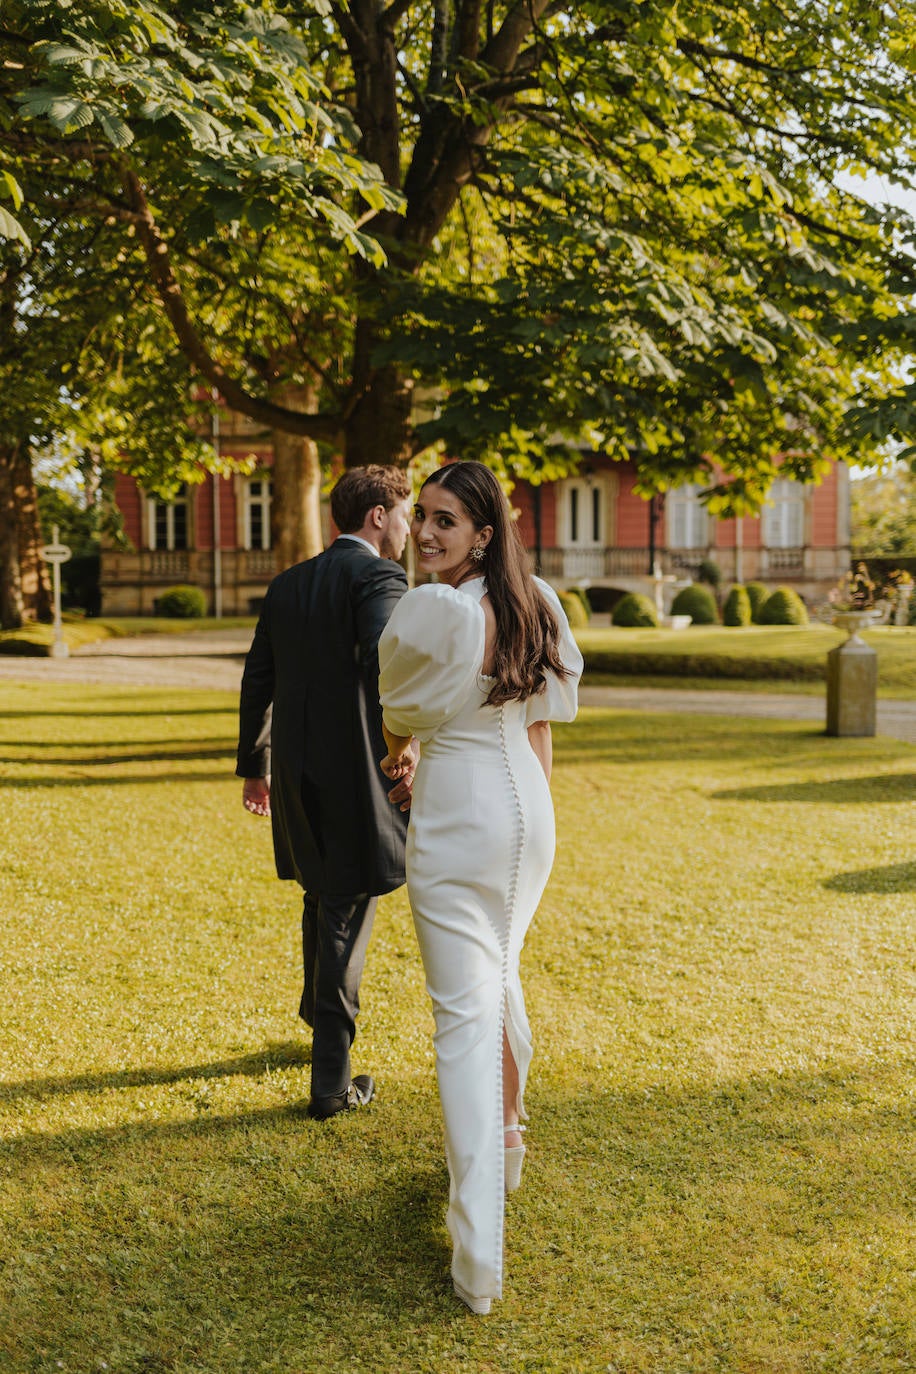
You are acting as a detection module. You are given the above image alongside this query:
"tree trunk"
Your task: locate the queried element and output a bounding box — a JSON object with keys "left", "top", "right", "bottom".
{"left": 0, "top": 443, "right": 24, "bottom": 629}
{"left": 16, "top": 448, "right": 52, "bottom": 621}
{"left": 344, "top": 318, "right": 415, "bottom": 469}
{"left": 269, "top": 381, "right": 324, "bottom": 572}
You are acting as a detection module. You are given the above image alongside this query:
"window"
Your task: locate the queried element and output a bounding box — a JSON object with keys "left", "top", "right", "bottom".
{"left": 668, "top": 484, "right": 707, "bottom": 549}
{"left": 763, "top": 478, "right": 805, "bottom": 548}
{"left": 561, "top": 478, "right": 604, "bottom": 546}
{"left": 244, "top": 477, "right": 273, "bottom": 550}
{"left": 148, "top": 486, "right": 189, "bottom": 550}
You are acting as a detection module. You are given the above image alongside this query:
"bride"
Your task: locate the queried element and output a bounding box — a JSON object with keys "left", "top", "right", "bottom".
{"left": 378, "top": 461, "right": 583, "bottom": 1315}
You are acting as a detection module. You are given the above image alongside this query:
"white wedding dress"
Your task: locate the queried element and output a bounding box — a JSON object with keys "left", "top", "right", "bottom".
{"left": 378, "top": 576, "right": 582, "bottom": 1304}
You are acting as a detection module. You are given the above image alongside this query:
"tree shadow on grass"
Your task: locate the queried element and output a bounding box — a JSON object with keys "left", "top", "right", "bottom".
{"left": 823, "top": 860, "right": 916, "bottom": 893}
{"left": 2, "top": 1062, "right": 914, "bottom": 1370}
{"left": 553, "top": 715, "right": 905, "bottom": 770}
{"left": 0, "top": 706, "right": 235, "bottom": 719}
{"left": 0, "top": 770, "right": 235, "bottom": 789}
{"left": 0, "top": 1041, "right": 310, "bottom": 1104}
{"left": 712, "top": 773, "right": 916, "bottom": 804}
{"left": 0, "top": 746, "right": 235, "bottom": 766}
{"left": 0, "top": 735, "right": 235, "bottom": 750}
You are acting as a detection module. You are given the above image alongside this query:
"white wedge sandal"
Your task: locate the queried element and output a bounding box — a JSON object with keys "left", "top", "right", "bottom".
{"left": 504, "top": 1122, "right": 527, "bottom": 1194}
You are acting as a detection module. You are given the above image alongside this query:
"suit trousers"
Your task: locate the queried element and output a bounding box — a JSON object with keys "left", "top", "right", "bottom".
{"left": 300, "top": 890, "right": 377, "bottom": 1101}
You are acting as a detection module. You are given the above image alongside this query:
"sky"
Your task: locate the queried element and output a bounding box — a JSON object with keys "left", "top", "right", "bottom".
{"left": 835, "top": 169, "right": 916, "bottom": 221}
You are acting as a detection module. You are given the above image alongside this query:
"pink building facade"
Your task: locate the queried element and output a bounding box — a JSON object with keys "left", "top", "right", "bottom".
{"left": 101, "top": 438, "right": 851, "bottom": 615}
{"left": 510, "top": 454, "right": 850, "bottom": 600}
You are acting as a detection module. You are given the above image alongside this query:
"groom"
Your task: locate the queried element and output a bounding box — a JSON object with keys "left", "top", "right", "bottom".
{"left": 236, "top": 465, "right": 414, "bottom": 1119}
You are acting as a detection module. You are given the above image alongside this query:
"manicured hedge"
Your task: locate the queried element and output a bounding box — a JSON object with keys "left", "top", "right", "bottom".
{"left": 557, "top": 590, "right": 590, "bottom": 629}
{"left": 612, "top": 592, "right": 659, "bottom": 628}
{"left": 670, "top": 583, "right": 718, "bottom": 625}
{"left": 154, "top": 585, "right": 207, "bottom": 618}
{"left": 758, "top": 586, "right": 809, "bottom": 626}
{"left": 566, "top": 586, "right": 592, "bottom": 623}
{"left": 580, "top": 647, "right": 824, "bottom": 681}
{"left": 723, "top": 585, "right": 752, "bottom": 627}
{"left": 746, "top": 582, "right": 770, "bottom": 623}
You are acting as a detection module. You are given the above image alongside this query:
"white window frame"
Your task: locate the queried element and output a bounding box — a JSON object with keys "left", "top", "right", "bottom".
{"left": 147, "top": 486, "right": 189, "bottom": 551}
{"left": 763, "top": 478, "right": 805, "bottom": 548}
{"left": 560, "top": 477, "right": 606, "bottom": 547}
{"left": 243, "top": 475, "right": 273, "bottom": 551}
{"left": 667, "top": 484, "right": 707, "bottom": 549}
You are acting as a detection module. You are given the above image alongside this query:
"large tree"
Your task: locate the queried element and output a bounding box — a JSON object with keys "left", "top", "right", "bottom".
{"left": 3, "top": 0, "right": 916, "bottom": 523}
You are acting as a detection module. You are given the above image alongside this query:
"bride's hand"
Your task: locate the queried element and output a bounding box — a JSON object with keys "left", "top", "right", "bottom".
{"left": 380, "top": 751, "right": 413, "bottom": 780}
{"left": 381, "top": 726, "right": 415, "bottom": 782}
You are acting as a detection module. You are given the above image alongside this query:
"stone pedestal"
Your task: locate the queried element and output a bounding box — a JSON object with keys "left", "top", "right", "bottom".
{"left": 826, "top": 613, "right": 877, "bottom": 737}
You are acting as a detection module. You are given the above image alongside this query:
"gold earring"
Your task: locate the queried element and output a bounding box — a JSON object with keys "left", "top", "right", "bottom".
{"left": 471, "top": 545, "right": 486, "bottom": 562}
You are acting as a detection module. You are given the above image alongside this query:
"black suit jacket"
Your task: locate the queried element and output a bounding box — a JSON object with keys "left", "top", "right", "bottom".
{"left": 236, "top": 538, "right": 409, "bottom": 895}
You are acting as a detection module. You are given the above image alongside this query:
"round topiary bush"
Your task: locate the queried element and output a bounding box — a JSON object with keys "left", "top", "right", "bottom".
{"left": 155, "top": 585, "right": 207, "bottom": 618}
{"left": 758, "top": 586, "right": 809, "bottom": 625}
{"left": 723, "top": 584, "right": 752, "bottom": 627}
{"left": 670, "top": 583, "right": 718, "bottom": 625}
{"left": 567, "top": 585, "right": 592, "bottom": 623}
{"left": 557, "top": 590, "right": 589, "bottom": 629}
{"left": 611, "top": 592, "right": 659, "bottom": 628}
{"left": 745, "top": 581, "right": 770, "bottom": 623}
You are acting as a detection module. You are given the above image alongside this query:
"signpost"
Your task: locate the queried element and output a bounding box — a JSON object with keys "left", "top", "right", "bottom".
{"left": 39, "top": 524, "right": 72, "bottom": 659}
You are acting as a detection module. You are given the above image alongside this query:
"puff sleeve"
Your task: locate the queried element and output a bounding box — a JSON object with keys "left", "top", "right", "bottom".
{"left": 378, "top": 584, "right": 486, "bottom": 742}
{"left": 524, "top": 578, "right": 584, "bottom": 726}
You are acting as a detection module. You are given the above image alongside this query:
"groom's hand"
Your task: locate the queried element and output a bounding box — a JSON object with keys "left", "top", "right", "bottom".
{"left": 384, "top": 739, "right": 418, "bottom": 811}
{"left": 387, "top": 771, "right": 414, "bottom": 812}
{"left": 242, "top": 777, "right": 271, "bottom": 816}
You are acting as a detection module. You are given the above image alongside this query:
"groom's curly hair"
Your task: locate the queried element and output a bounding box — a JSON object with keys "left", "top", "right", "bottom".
{"left": 420, "top": 461, "right": 570, "bottom": 705}
{"left": 331, "top": 465, "right": 412, "bottom": 533}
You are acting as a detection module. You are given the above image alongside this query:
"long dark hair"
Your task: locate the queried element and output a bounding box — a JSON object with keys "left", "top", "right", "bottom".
{"left": 421, "top": 461, "right": 570, "bottom": 705}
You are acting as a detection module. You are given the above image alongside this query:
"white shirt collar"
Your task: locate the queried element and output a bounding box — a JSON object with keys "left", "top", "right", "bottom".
{"left": 336, "top": 533, "right": 380, "bottom": 557}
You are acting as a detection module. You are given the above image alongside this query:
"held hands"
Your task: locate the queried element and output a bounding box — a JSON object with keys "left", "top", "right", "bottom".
{"left": 242, "top": 777, "right": 271, "bottom": 817}
{"left": 380, "top": 735, "right": 419, "bottom": 812}
{"left": 380, "top": 750, "right": 413, "bottom": 781}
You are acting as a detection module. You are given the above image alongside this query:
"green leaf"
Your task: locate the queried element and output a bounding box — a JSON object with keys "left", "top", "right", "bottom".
{"left": 0, "top": 171, "right": 25, "bottom": 212}
{"left": 0, "top": 204, "right": 30, "bottom": 249}
{"left": 98, "top": 112, "right": 135, "bottom": 149}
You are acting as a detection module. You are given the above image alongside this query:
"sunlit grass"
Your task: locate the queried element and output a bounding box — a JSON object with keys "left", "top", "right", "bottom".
{"left": 0, "top": 615, "right": 257, "bottom": 655}
{"left": 1, "top": 683, "right": 914, "bottom": 1372}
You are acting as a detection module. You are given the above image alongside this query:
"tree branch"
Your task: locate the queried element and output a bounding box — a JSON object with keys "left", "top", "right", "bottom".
{"left": 119, "top": 166, "right": 344, "bottom": 444}
{"left": 381, "top": 0, "right": 414, "bottom": 29}
{"left": 452, "top": 0, "right": 482, "bottom": 62}
{"left": 329, "top": 3, "right": 367, "bottom": 58}
{"left": 479, "top": 0, "right": 554, "bottom": 72}
{"left": 402, "top": 1, "right": 555, "bottom": 248}
{"left": 677, "top": 37, "right": 818, "bottom": 79}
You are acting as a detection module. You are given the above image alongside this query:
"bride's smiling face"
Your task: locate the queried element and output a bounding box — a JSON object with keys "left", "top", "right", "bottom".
{"left": 412, "top": 484, "right": 492, "bottom": 586}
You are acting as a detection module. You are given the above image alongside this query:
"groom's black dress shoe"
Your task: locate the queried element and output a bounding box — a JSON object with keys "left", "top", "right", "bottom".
{"left": 306, "top": 1074, "right": 376, "bottom": 1120}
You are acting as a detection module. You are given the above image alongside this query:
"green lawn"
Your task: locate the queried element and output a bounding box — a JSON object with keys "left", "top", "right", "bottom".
{"left": 577, "top": 623, "right": 916, "bottom": 697}
{"left": 1, "top": 684, "right": 914, "bottom": 1372}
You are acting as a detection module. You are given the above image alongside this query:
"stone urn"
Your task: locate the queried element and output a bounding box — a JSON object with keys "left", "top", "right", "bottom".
{"left": 831, "top": 609, "right": 877, "bottom": 643}
{"left": 893, "top": 584, "right": 914, "bottom": 626}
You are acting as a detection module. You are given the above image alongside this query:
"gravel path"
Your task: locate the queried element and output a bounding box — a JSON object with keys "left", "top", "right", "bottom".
{"left": 1, "top": 631, "right": 914, "bottom": 745}
{"left": 0, "top": 630, "right": 251, "bottom": 691}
